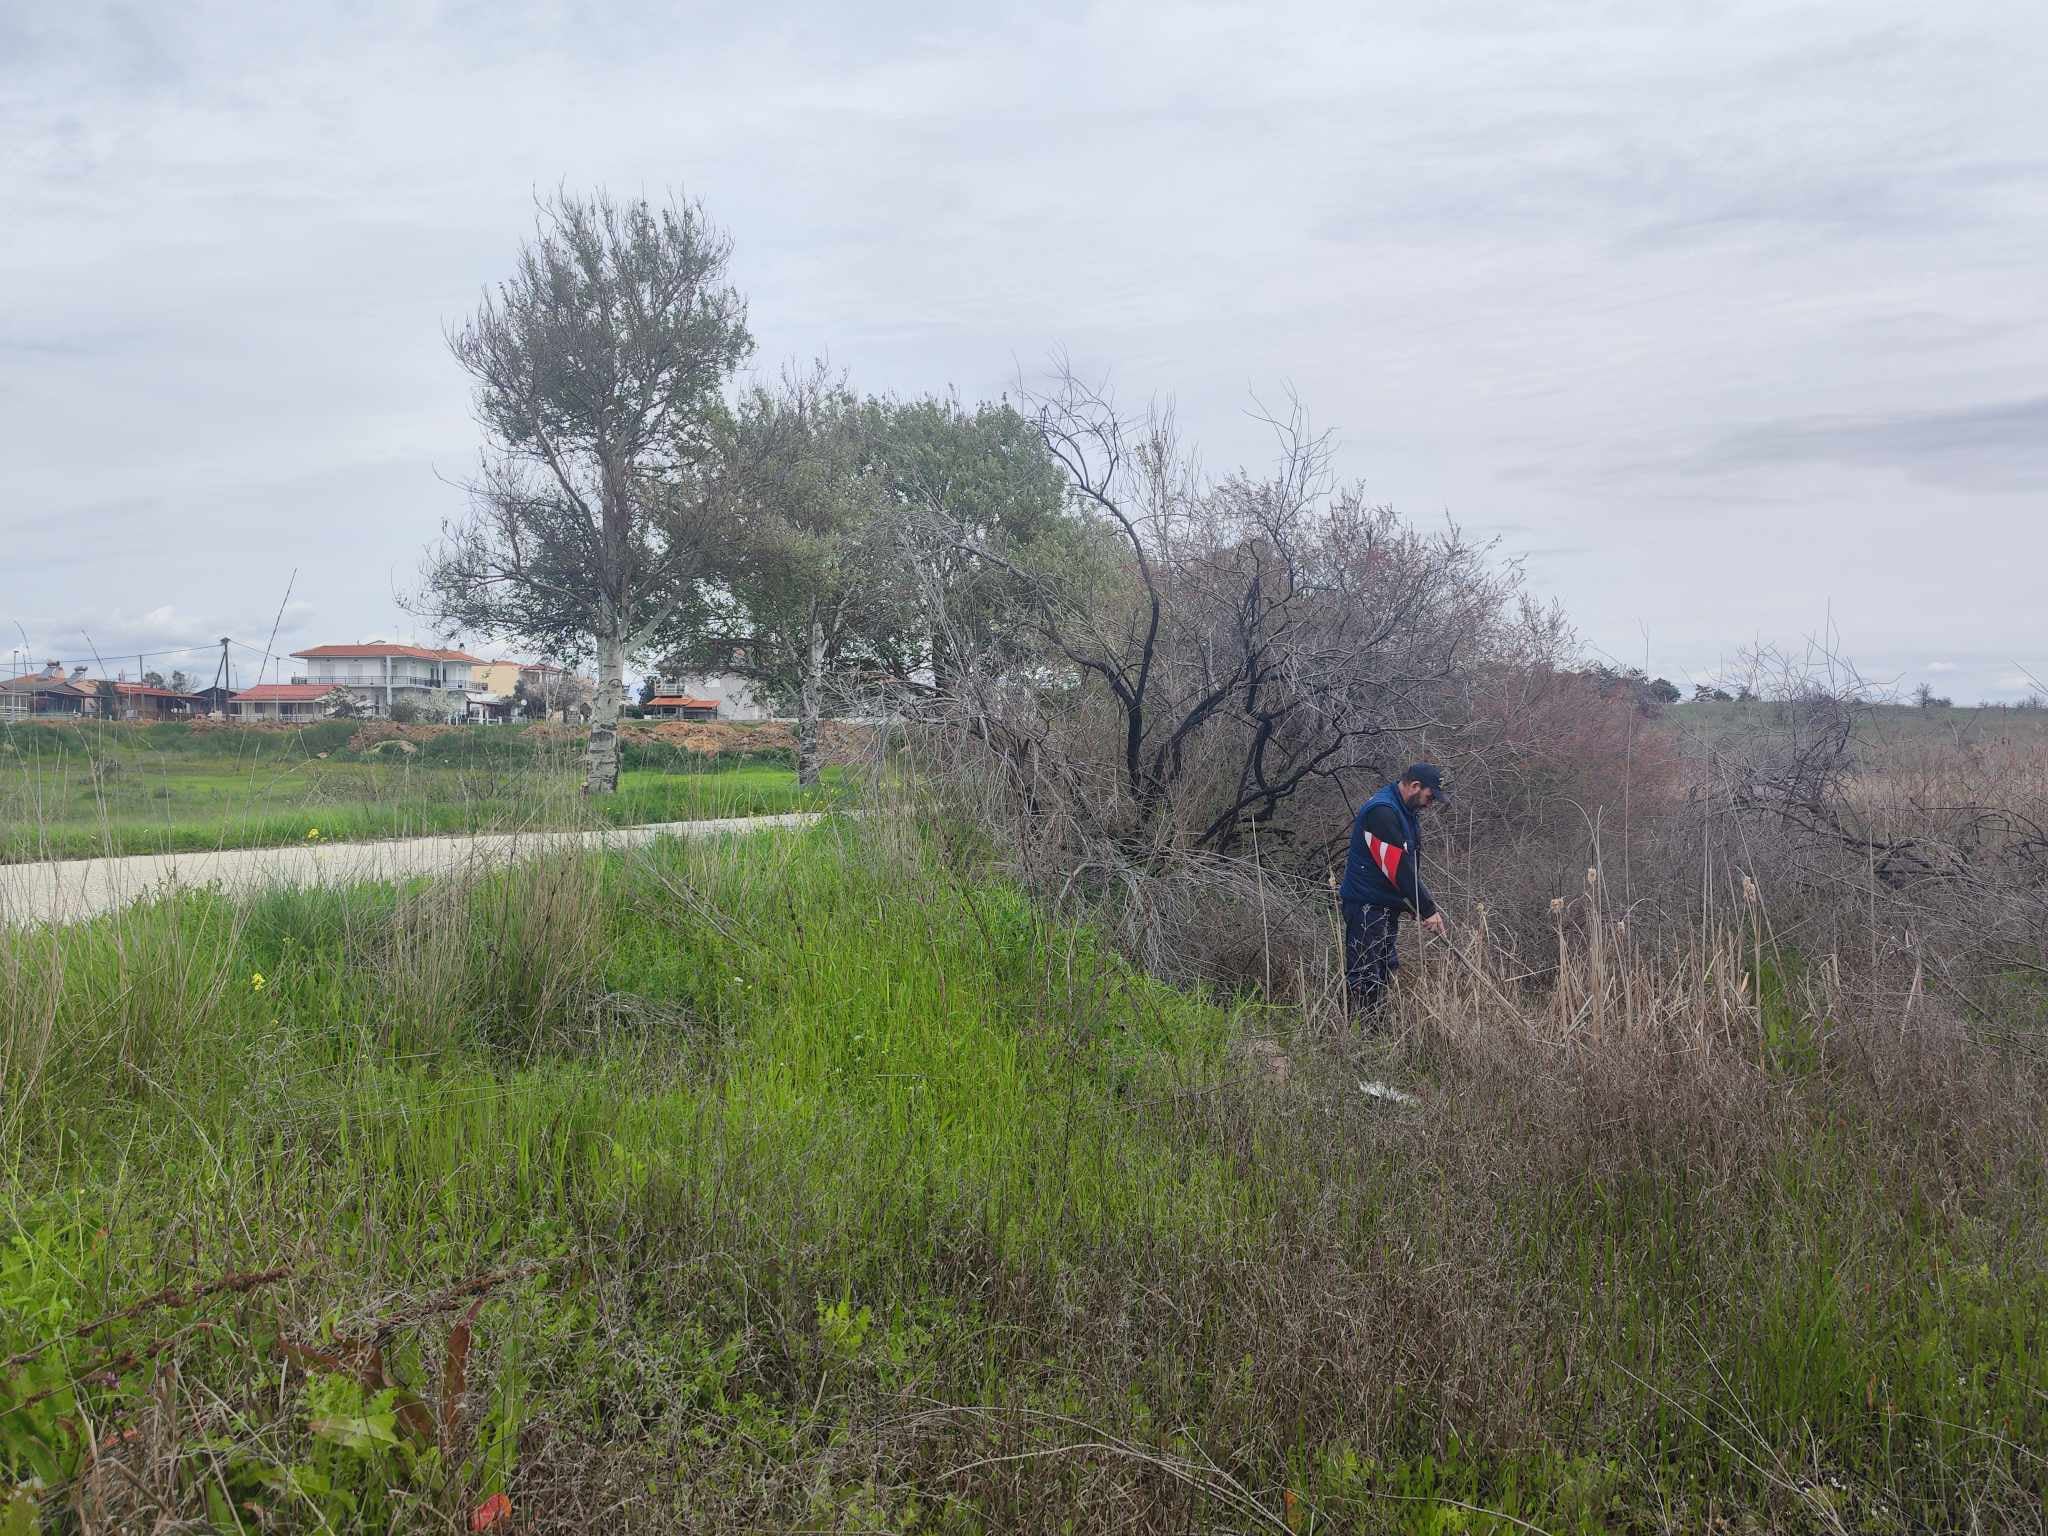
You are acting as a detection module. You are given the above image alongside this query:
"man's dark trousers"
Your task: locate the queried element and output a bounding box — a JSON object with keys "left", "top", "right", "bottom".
{"left": 1342, "top": 900, "right": 1400, "bottom": 1017}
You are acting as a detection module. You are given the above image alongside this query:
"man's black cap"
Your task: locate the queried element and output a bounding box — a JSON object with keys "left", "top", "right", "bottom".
{"left": 1403, "top": 763, "right": 1450, "bottom": 801}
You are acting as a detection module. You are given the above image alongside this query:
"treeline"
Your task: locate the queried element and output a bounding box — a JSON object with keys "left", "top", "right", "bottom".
{"left": 416, "top": 189, "right": 1645, "bottom": 849}
{"left": 415, "top": 190, "right": 1081, "bottom": 794}
{"left": 418, "top": 188, "right": 2048, "bottom": 1008}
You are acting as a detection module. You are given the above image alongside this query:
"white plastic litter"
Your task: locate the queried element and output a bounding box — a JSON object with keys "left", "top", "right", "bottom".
{"left": 1357, "top": 1079, "right": 1421, "bottom": 1107}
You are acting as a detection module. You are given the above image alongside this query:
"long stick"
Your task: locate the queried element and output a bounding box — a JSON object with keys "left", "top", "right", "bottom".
{"left": 1421, "top": 926, "right": 1525, "bottom": 1013}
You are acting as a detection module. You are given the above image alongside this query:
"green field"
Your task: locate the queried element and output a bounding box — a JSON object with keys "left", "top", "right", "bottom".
{"left": 1669, "top": 698, "right": 2048, "bottom": 751}
{"left": 0, "top": 720, "right": 830, "bottom": 863}
{"left": 1, "top": 820, "right": 2040, "bottom": 1532}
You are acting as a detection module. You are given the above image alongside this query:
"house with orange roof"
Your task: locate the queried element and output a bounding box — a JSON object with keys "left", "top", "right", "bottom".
{"left": 1, "top": 663, "right": 201, "bottom": 720}
{"left": 105, "top": 680, "right": 203, "bottom": 720}
{"left": 643, "top": 671, "right": 771, "bottom": 722}
{"left": 290, "top": 643, "right": 484, "bottom": 720}
{"left": 642, "top": 692, "right": 720, "bottom": 721}
{"left": 1, "top": 662, "right": 96, "bottom": 719}
{"left": 228, "top": 683, "right": 336, "bottom": 722}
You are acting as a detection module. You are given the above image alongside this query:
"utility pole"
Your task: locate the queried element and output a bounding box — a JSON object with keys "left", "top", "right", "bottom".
{"left": 209, "top": 637, "right": 231, "bottom": 718}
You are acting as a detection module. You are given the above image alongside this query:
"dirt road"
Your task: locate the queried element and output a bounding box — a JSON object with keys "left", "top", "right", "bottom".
{"left": 0, "top": 814, "right": 824, "bottom": 927}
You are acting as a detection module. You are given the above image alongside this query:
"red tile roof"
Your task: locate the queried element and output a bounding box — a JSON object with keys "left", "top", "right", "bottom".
{"left": 292, "top": 644, "right": 485, "bottom": 663}
{"left": 232, "top": 683, "right": 336, "bottom": 702}
{"left": 647, "top": 696, "right": 718, "bottom": 710}
{"left": 1, "top": 674, "right": 93, "bottom": 695}
{"left": 2, "top": 676, "right": 192, "bottom": 699}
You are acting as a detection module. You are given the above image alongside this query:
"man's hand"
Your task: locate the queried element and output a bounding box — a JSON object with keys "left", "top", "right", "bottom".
{"left": 1421, "top": 912, "right": 1447, "bottom": 938}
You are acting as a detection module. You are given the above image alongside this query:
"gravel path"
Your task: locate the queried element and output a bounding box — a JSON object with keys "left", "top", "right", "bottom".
{"left": 0, "top": 814, "right": 825, "bottom": 927}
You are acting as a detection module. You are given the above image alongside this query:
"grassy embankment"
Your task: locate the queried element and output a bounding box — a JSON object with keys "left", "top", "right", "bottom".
{"left": 0, "top": 720, "right": 831, "bottom": 864}
{"left": 1, "top": 816, "right": 2042, "bottom": 1532}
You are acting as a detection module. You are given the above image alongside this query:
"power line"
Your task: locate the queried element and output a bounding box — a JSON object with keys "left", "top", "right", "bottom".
{"left": 4, "top": 641, "right": 231, "bottom": 671}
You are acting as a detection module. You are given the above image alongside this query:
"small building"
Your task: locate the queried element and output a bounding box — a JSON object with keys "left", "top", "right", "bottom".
{"left": 465, "top": 691, "right": 516, "bottom": 724}
{"left": 471, "top": 660, "right": 518, "bottom": 697}
{"left": 1, "top": 663, "right": 97, "bottom": 718}
{"left": 229, "top": 683, "right": 336, "bottom": 722}
{"left": 647, "top": 673, "right": 770, "bottom": 722}
{"left": 105, "top": 682, "right": 201, "bottom": 720}
{"left": 642, "top": 694, "right": 720, "bottom": 721}
{"left": 471, "top": 660, "right": 593, "bottom": 720}
{"left": 471, "top": 659, "right": 531, "bottom": 697}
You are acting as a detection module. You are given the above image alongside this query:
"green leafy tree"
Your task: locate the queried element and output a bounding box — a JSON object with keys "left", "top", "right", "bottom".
{"left": 690, "top": 366, "right": 902, "bottom": 786}
{"left": 417, "top": 188, "right": 752, "bottom": 794}
{"left": 861, "top": 393, "right": 1073, "bottom": 692}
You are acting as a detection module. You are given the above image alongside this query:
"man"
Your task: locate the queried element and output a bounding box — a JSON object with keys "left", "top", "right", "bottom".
{"left": 1338, "top": 764, "right": 1449, "bottom": 1018}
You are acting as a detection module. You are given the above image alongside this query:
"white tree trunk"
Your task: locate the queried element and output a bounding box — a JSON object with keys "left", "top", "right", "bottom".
{"left": 796, "top": 610, "right": 825, "bottom": 788}
{"left": 585, "top": 613, "right": 626, "bottom": 796}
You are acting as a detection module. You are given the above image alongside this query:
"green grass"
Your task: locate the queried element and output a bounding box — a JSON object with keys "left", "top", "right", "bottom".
{"left": 1, "top": 821, "right": 2042, "bottom": 1531}
{"left": 0, "top": 720, "right": 830, "bottom": 863}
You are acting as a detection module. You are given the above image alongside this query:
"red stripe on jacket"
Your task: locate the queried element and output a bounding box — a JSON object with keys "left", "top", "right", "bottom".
{"left": 1364, "top": 832, "right": 1403, "bottom": 886}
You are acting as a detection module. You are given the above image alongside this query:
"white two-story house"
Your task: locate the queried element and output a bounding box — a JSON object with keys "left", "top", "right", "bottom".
{"left": 291, "top": 644, "right": 484, "bottom": 719}
{"left": 646, "top": 672, "right": 773, "bottom": 722}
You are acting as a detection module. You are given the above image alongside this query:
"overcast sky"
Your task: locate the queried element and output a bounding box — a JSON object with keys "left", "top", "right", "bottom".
{"left": 6, "top": 0, "right": 2044, "bottom": 700}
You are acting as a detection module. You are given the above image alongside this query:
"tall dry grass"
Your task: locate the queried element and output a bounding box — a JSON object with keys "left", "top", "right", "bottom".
{"left": 1, "top": 716, "right": 2043, "bottom": 1532}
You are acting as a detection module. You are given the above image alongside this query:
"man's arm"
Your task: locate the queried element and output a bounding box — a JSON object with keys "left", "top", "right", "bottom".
{"left": 1360, "top": 804, "right": 1438, "bottom": 920}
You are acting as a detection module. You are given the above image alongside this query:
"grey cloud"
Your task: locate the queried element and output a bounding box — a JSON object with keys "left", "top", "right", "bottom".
{"left": 4, "top": 500, "right": 159, "bottom": 570}
{"left": 1697, "top": 396, "right": 2048, "bottom": 490}
{"left": 1623, "top": 157, "right": 2048, "bottom": 253}
{"left": 4, "top": 0, "right": 2045, "bottom": 698}
{"left": 0, "top": 334, "right": 104, "bottom": 358}
{"left": 3, "top": 3, "right": 184, "bottom": 94}
{"left": 1848, "top": 310, "right": 2039, "bottom": 356}
{"left": 8, "top": 599, "right": 319, "bottom": 676}
{"left": 1301, "top": 20, "right": 2037, "bottom": 256}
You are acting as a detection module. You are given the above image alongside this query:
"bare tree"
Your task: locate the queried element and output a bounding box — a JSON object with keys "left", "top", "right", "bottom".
{"left": 939, "top": 368, "right": 1513, "bottom": 871}
{"left": 1678, "top": 640, "right": 2048, "bottom": 1027}
{"left": 874, "top": 365, "right": 1549, "bottom": 991}
{"left": 516, "top": 668, "right": 593, "bottom": 723}
{"left": 418, "top": 189, "right": 752, "bottom": 794}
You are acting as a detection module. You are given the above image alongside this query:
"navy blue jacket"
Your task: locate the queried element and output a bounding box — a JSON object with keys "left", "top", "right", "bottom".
{"left": 1339, "top": 782, "right": 1437, "bottom": 918}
